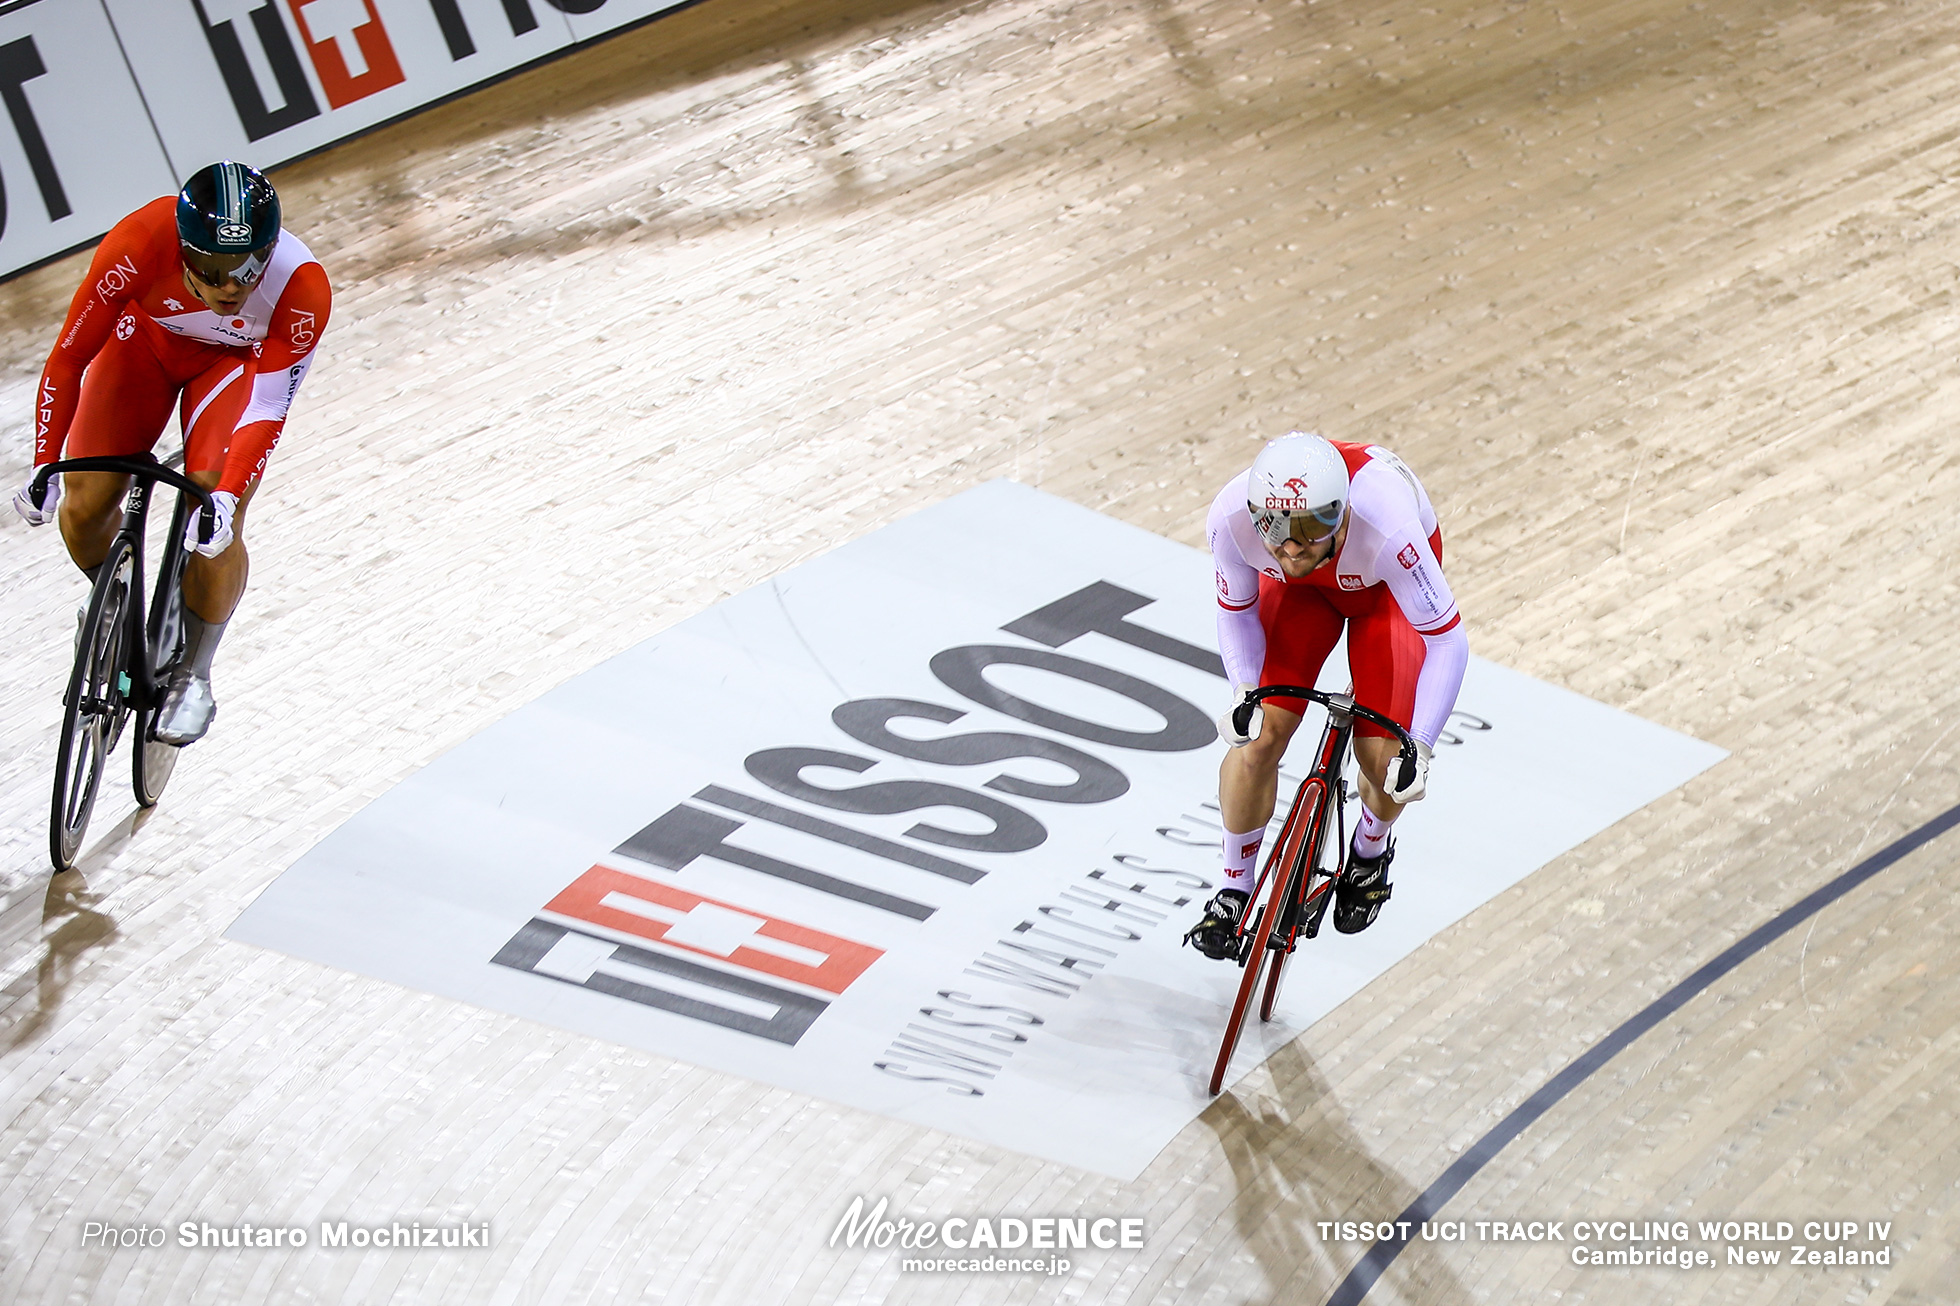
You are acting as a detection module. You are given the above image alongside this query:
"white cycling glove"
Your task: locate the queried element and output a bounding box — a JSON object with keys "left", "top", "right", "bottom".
{"left": 188, "top": 490, "right": 238, "bottom": 558}
{"left": 1382, "top": 739, "right": 1433, "bottom": 804}
{"left": 1216, "top": 683, "right": 1263, "bottom": 748}
{"left": 13, "top": 470, "right": 59, "bottom": 526}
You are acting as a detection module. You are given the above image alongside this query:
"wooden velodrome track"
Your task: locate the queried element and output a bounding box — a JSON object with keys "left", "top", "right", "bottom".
{"left": 4, "top": 0, "right": 1959, "bottom": 1300}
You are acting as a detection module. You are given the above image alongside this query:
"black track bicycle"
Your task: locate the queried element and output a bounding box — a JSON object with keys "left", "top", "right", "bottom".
{"left": 30, "top": 452, "right": 215, "bottom": 871}
{"left": 1208, "top": 685, "right": 1419, "bottom": 1096}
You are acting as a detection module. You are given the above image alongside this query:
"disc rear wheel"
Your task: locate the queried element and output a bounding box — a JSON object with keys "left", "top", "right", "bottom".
{"left": 52, "top": 544, "right": 134, "bottom": 870}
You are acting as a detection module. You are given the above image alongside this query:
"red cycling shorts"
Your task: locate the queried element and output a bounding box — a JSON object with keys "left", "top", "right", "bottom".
{"left": 63, "top": 314, "right": 251, "bottom": 477}
{"left": 1256, "top": 527, "right": 1444, "bottom": 739}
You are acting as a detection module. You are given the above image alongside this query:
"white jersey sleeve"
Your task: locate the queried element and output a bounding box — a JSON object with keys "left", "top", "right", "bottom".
{"left": 1340, "top": 448, "right": 1466, "bottom": 745}
{"left": 1207, "top": 472, "right": 1269, "bottom": 689}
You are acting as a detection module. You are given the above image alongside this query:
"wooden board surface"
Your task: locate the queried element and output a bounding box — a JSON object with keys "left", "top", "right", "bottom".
{"left": 3, "top": 0, "right": 1957, "bottom": 1300}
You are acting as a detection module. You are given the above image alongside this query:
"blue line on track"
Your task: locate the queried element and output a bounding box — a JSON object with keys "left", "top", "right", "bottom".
{"left": 1324, "top": 799, "right": 1960, "bottom": 1306}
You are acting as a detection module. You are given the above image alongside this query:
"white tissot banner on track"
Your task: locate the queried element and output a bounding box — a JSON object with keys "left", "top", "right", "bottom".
{"left": 227, "top": 482, "right": 1726, "bottom": 1179}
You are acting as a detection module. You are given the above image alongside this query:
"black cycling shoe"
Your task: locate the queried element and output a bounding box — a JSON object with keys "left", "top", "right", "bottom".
{"left": 1183, "top": 889, "right": 1250, "bottom": 961}
{"left": 1333, "top": 840, "right": 1394, "bottom": 934}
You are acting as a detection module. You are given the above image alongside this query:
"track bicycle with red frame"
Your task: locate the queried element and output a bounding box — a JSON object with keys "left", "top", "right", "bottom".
{"left": 1207, "top": 684, "right": 1419, "bottom": 1096}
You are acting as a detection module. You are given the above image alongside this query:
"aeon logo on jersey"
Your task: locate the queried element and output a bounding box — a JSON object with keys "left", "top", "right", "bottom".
{"left": 95, "top": 254, "right": 140, "bottom": 304}
{"left": 286, "top": 0, "right": 406, "bottom": 108}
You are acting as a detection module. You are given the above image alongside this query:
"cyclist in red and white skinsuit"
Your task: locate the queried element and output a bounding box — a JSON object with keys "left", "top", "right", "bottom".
{"left": 13, "top": 161, "right": 330, "bottom": 744}
{"left": 1185, "top": 432, "right": 1468, "bottom": 956}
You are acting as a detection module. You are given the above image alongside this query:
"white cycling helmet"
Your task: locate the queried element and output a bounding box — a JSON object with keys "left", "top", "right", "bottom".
{"left": 1246, "top": 432, "right": 1349, "bottom": 550}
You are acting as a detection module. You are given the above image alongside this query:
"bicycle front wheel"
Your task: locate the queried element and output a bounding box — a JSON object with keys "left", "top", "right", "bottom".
{"left": 52, "top": 542, "right": 134, "bottom": 870}
{"left": 133, "top": 512, "right": 192, "bottom": 807}
{"left": 1209, "top": 863, "right": 1290, "bottom": 1096}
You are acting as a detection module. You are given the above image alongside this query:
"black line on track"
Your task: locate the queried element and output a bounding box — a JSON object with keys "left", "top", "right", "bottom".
{"left": 1323, "top": 798, "right": 1960, "bottom": 1306}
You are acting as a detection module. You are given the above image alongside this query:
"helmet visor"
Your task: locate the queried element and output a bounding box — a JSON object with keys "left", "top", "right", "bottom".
{"left": 181, "top": 244, "right": 269, "bottom": 289}
{"left": 1251, "top": 505, "right": 1342, "bottom": 551}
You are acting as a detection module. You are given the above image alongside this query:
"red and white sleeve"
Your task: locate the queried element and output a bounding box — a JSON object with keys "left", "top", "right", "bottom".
{"left": 218, "top": 261, "right": 332, "bottom": 496}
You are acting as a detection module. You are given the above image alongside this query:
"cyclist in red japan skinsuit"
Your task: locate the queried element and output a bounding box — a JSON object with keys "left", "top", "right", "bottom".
{"left": 13, "top": 161, "right": 331, "bottom": 744}
{"left": 1185, "top": 432, "right": 1469, "bottom": 958}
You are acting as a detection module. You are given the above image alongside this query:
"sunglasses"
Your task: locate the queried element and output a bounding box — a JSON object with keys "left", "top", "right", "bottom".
{"left": 1252, "top": 509, "right": 1341, "bottom": 552}
{"left": 182, "top": 245, "right": 268, "bottom": 289}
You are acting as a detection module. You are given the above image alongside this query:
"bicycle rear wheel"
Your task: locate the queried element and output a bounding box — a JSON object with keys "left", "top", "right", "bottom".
{"left": 133, "top": 505, "right": 192, "bottom": 807}
{"left": 52, "top": 542, "right": 134, "bottom": 870}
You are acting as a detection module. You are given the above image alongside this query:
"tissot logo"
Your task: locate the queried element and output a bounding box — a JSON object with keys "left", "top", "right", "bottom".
{"left": 285, "top": 0, "right": 405, "bottom": 109}
{"left": 191, "top": 0, "right": 319, "bottom": 140}
{"left": 191, "top": 0, "right": 404, "bottom": 140}
{"left": 495, "top": 868, "right": 886, "bottom": 1044}
{"left": 493, "top": 578, "right": 1226, "bottom": 1056}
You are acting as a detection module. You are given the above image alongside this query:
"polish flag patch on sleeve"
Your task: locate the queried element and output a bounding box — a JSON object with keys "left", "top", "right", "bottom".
{"left": 1397, "top": 543, "right": 1420, "bottom": 569}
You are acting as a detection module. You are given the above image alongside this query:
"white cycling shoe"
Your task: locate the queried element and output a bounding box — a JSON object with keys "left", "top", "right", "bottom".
{"left": 153, "top": 671, "right": 217, "bottom": 745}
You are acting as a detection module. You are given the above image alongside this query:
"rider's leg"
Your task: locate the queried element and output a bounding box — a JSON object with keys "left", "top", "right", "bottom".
{"left": 1187, "top": 584, "right": 1341, "bottom": 960}
{"left": 1334, "top": 601, "right": 1427, "bottom": 933}
{"left": 56, "top": 324, "right": 180, "bottom": 577}
{"left": 155, "top": 361, "right": 254, "bottom": 745}
{"left": 180, "top": 469, "right": 252, "bottom": 622}
{"left": 57, "top": 471, "right": 133, "bottom": 576}
{"left": 1352, "top": 735, "right": 1407, "bottom": 850}
{"left": 1216, "top": 577, "right": 1346, "bottom": 890}
{"left": 1217, "top": 705, "right": 1304, "bottom": 890}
